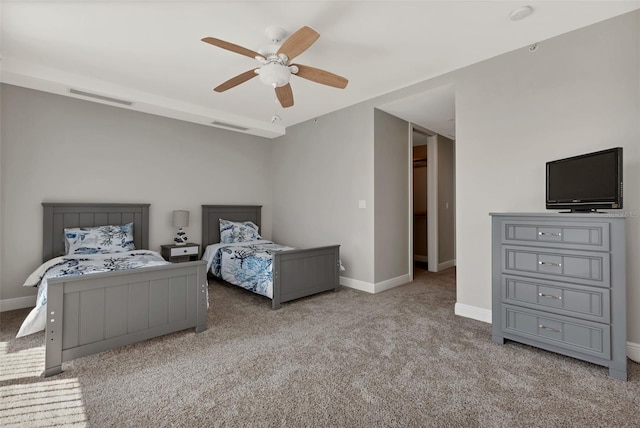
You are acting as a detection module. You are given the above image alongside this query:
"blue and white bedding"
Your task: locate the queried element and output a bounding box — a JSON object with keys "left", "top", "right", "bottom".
{"left": 17, "top": 250, "right": 169, "bottom": 338}
{"left": 202, "top": 241, "right": 294, "bottom": 299}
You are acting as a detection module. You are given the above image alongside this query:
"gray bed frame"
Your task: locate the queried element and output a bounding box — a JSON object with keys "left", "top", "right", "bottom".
{"left": 42, "top": 203, "right": 207, "bottom": 377}
{"left": 201, "top": 205, "right": 340, "bottom": 309}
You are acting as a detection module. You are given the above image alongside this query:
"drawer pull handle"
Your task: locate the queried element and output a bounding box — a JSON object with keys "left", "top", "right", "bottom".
{"left": 538, "top": 232, "right": 561, "bottom": 237}
{"left": 538, "top": 292, "right": 562, "bottom": 300}
{"left": 539, "top": 324, "right": 562, "bottom": 333}
{"left": 538, "top": 261, "right": 561, "bottom": 267}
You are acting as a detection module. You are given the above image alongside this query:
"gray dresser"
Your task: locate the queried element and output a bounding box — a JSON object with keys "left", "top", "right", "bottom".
{"left": 490, "top": 213, "right": 627, "bottom": 380}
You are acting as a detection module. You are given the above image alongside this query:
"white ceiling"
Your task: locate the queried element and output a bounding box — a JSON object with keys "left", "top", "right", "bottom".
{"left": 2, "top": 1, "right": 638, "bottom": 139}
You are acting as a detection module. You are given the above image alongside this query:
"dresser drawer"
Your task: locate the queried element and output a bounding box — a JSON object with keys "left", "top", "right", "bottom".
{"left": 502, "top": 305, "right": 611, "bottom": 359}
{"left": 501, "top": 219, "right": 609, "bottom": 251}
{"left": 502, "top": 246, "right": 610, "bottom": 288}
{"left": 501, "top": 275, "right": 610, "bottom": 323}
{"left": 170, "top": 246, "right": 199, "bottom": 257}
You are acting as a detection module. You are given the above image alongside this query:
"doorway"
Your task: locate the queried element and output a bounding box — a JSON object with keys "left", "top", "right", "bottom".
{"left": 413, "top": 133, "right": 428, "bottom": 271}
{"left": 409, "top": 126, "right": 455, "bottom": 278}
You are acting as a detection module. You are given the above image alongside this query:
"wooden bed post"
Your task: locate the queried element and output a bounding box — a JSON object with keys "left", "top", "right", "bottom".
{"left": 196, "top": 262, "right": 208, "bottom": 332}
{"left": 44, "top": 282, "right": 64, "bottom": 377}
{"left": 272, "top": 265, "right": 282, "bottom": 310}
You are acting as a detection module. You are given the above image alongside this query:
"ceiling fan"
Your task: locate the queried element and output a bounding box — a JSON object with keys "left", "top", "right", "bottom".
{"left": 202, "top": 26, "right": 348, "bottom": 108}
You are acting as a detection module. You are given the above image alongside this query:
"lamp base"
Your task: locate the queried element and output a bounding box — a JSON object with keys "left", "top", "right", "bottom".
{"left": 174, "top": 228, "right": 188, "bottom": 246}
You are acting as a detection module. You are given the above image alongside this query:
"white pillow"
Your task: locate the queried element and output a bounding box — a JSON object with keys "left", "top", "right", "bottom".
{"left": 65, "top": 223, "right": 135, "bottom": 255}
{"left": 219, "top": 219, "right": 262, "bottom": 243}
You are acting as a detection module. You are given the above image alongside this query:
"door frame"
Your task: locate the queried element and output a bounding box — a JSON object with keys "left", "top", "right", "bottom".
{"left": 409, "top": 125, "right": 439, "bottom": 274}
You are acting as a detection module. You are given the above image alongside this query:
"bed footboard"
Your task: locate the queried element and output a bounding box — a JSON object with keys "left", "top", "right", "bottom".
{"left": 44, "top": 261, "right": 207, "bottom": 377}
{"left": 272, "top": 245, "right": 340, "bottom": 310}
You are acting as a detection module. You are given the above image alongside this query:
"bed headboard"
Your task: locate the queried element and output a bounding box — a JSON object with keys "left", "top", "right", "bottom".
{"left": 201, "top": 205, "right": 261, "bottom": 248}
{"left": 42, "top": 203, "right": 150, "bottom": 262}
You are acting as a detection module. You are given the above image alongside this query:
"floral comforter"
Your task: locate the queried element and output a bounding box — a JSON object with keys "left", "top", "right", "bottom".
{"left": 17, "top": 250, "right": 169, "bottom": 337}
{"left": 202, "top": 241, "right": 294, "bottom": 299}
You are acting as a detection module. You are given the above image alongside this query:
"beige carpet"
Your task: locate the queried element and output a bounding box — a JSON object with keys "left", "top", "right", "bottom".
{"left": 1, "top": 266, "right": 639, "bottom": 427}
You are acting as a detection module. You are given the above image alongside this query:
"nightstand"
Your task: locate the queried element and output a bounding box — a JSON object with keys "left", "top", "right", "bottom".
{"left": 160, "top": 243, "right": 200, "bottom": 263}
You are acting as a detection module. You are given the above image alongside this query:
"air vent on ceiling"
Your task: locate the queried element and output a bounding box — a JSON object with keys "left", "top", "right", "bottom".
{"left": 211, "top": 121, "right": 249, "bottom": 131}
{"left": 69, "top": 88, "right": 133, "bottom": 106}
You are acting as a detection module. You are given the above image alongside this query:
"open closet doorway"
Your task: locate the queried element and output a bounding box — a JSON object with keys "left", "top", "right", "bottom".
{"left": 411, "top": 125, "right": 455, "bottom": 275}
{"left": 377, "top": 83, "right": 456, "bottom": 277}
{"left": 412, "top": 130, "right": 431, "bottom": 271}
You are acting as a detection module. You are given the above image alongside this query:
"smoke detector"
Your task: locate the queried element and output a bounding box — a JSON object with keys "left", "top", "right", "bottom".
{"left": 509, "top": 6, "right": 534, "bottom": 21}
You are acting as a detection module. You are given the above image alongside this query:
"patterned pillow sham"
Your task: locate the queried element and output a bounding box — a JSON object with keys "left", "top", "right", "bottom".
{"left": 219, "top": 219, "right": 262, "bottom": 243}
{"left": 64, "top": 223, "right": 136, "bottom": 255}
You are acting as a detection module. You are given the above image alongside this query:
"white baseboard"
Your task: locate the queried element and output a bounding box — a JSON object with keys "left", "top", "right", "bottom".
{"left": 438, "top": 259, "right": 456, "bottom": 271}
{"left": 374, "top": 274, "right": 411, "bottom": 293}
{"left": 340, "top": 276, "right": 375, "bottom": 293}
{"left": 414, "top": 255, "right": 428, "bottom": 263}
{"left": 454, "top": 302, "right": 492, "bottom": 324}
{"left": 0, "top": 295, "right": 36, "bottom": 312}
{"left": 627, "top": 341, "right": 640, "bottom": 363}
{"left": 340, "top": 274, "right": 411, "bottom": 294}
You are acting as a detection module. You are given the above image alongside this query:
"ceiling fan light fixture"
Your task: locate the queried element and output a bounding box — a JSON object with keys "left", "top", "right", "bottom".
{"left": 257, "top": 63, "right": 291, "bottom": 88}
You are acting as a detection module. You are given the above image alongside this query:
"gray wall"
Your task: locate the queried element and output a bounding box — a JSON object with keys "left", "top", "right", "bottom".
{"left": 374, "top": 109, "right": 410, "bottom": 283}
{"left": 452, "top": 10, "right": 639, "bottom": 329}
{"left": 0, "top": 85, "right": 273, "bottom": 304}
{"left": 271, "top": 105, "right": 375, "bottom": 285}
{"left": 270, "top": 11, "right": 640, "bottom": 347}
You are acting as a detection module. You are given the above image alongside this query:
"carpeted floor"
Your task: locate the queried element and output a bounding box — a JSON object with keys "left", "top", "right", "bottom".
{"left": 1, "top": 266, "right": 639, "bottom": 427}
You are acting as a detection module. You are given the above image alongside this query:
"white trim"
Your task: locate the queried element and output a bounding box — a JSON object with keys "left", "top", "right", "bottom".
{"left": 427, "top": 134, "right": 439, "bottom": 272}
{"left": 408, "top": 122, "right": 415, "bottom": 284}
{"left": 340, "top": 276, "right": 375, "bottom": 294}
{"left": 340, "top": 274, "right": 411, "bottom": 294}
{"left": 374, "top": 274, "right": 411, "bottom": 293}
{"left": 438, "top": 259, "right": 456, "bottom": 271}
{"left": 0, "top": 295, "right": 36, "bottom": 312}
{"left": 627, "top": 341, "right": 640, "bottom": 363}
{"left": 454, "top": 302, "right": 491, "bottom": 324}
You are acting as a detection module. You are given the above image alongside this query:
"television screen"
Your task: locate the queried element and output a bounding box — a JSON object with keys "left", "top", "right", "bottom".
{"left": 546, "top": 147, "right": 623, "bottom": 212}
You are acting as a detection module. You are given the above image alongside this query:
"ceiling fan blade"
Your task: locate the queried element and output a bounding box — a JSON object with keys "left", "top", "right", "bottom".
{"left": 202, "top": 37, "right": 264, "bottom": 60}
{"left": 275, "top": 84, "right": 294, "bottom": 108}
{"left": 293, "top": 64, "right": 348, "bottom": 89}
{"left": 276, "top": 26, "right": 320, "bottom": 61}
{"left": 214, "top": 69, "right": 258, "bottom": 92}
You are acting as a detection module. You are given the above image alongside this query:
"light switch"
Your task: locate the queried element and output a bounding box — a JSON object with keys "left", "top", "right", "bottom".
{"left": 358, "top": 200, "right": 366, "bottom": 209}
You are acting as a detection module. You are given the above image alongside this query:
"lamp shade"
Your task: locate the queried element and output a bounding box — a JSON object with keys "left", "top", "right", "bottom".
{"left": 172, "top": 210, "right": 190, "bottom": 228}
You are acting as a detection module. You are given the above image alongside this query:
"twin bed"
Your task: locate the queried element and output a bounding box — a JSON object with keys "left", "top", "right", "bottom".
{"left": 201, "top": 205, "right": 340, "bottom": 310}
{"left": 31, "top": 203, "right": 208, "bottom": 377}
{"left": 21, "top": 203, "right": 339, "bottom": 377}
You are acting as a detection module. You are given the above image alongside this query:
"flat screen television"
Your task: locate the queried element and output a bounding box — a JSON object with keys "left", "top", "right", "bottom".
{"left": 546, "top": 147, "right": 623, "bottom": 212}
